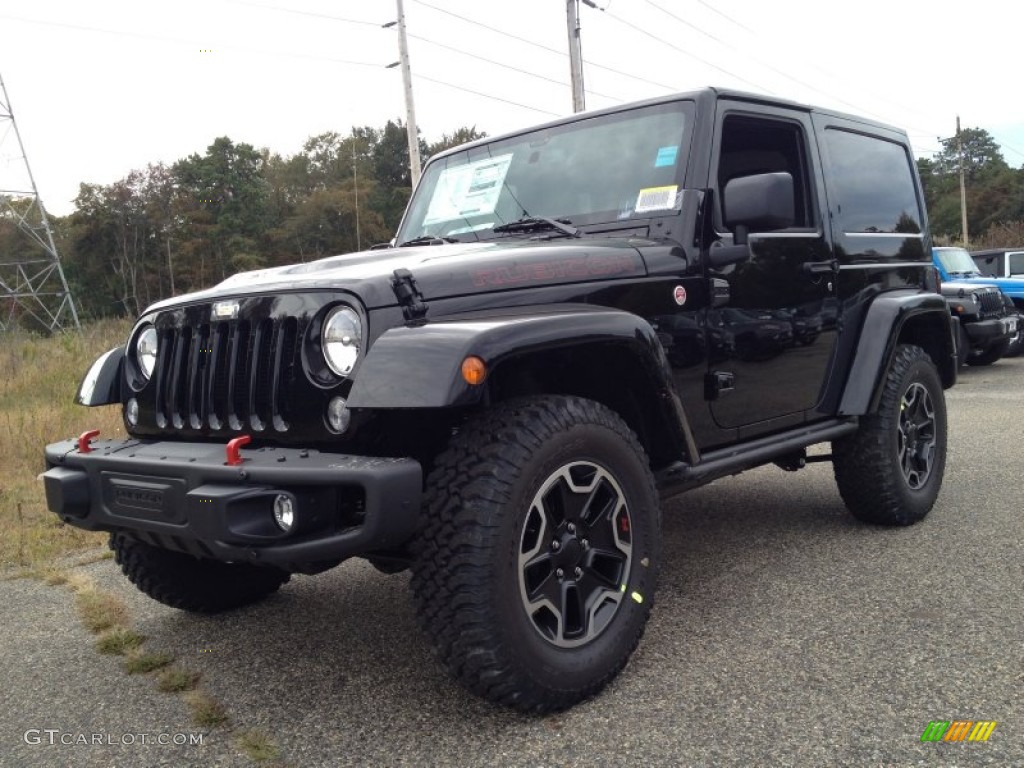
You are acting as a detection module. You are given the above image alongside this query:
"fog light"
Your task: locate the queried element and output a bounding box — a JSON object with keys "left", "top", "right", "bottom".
{"left": 327, "top": 396, "right": 351, "bottom": 434}
{"left": 125, "top": 398, "right": 139, "bottom": 427}
{"left": 273, "top": 494, "right": 295, "bottom": 532}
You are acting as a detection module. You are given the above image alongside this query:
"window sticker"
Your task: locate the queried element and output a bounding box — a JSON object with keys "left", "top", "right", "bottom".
{"left": 423, "top": 154, "right": 514, "bottom": 225}
{"left": 654, "top": 146, "right": 678, "bottom": 167}
{"left": 634, "top": 185, "right": 679, "bottom": 214}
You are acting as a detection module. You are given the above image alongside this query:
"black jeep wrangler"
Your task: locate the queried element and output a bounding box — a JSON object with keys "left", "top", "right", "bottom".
{"left": 44, "top": 88, "right": 957, "bottom": 712}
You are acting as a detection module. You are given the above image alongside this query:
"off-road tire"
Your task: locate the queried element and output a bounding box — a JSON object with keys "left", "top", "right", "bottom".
{"left": 110, "top": 534, "right": 290, "bottom": 613}
{"left": 411, "top": 395, "right": 660, "bottom": 713}
{"left": 832, "top": 344, "right": 946, "bottom": 526}
{"left": 967, "top": 338, "right": 1010, "bottom": 367}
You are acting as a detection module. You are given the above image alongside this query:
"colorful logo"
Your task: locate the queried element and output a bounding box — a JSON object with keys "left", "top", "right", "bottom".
{"left": 920, "top": 720, "right": 997, "bottom": 742}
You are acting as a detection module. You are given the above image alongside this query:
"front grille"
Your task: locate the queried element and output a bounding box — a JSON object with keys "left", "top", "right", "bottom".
{"left": 977, "top": 289, "right": 1005, "bottom": 318}
{"left": 154, "top": 317, "right": 299, "bottom": 433}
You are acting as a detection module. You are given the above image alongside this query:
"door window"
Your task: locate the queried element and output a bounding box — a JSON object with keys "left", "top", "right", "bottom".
{"left": 716, "top": 116, "right": 815, "bottom": 231}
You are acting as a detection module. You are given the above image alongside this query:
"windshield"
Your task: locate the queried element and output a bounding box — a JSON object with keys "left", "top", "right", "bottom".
{"left": 397, "top": 101, "right": 691, "bottom": 243}
{"left": 936, "top": 247, "right": 979, "bottom": 275}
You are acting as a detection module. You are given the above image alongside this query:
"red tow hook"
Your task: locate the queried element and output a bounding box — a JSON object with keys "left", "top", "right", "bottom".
{"left": 77, "top": 429, "right": 101, "bottom": 453}
{"left": 225, "top": 435, "right": 252, "bottom": 466}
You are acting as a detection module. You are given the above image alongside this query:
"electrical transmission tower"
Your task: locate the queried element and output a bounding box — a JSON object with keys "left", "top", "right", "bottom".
{"left": 0, "top": 73, "right": 79, "bottom": 333}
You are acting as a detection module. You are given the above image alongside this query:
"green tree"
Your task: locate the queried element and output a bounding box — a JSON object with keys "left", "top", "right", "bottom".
{"left": 173, "top": 137, "right": 269, "bottom": 285}
{"left": 425, "top": 126, "right": 487, "bottom": 160}
{"left": 918, "top": 127, "right": 1024, "bottom": 240}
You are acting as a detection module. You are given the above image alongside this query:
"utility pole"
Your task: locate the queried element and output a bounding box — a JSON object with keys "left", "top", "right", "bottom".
{"left": 390, "top": 0, "right": 421, "bottom": 188}
{"left": 956, "top": 115, "right": 969, "bottom": 247}
{"left": 352, "top": 140, "right": 361, "bottom": 250}
{"left": 0, "top": 73, "right": 80, "bottom": 333}
{"left": 566, "top": 0, "right": 585, "bottom": 112}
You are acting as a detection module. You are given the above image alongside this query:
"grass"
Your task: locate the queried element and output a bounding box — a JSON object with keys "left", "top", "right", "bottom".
{"left": 185, "top": 690, "right": 231, "bottom": 728}
{"left": 124, "top": 650, "right": 174, "bottom": 674}
{"left": 0, "top": 318, "right": 132, "bottom": 570}
{"left": 96, "top": 627, "right": 146, "bottom": 655}
{"left": 72, "top": 577, "right": 129, "bottom": 633}
{"left": 235, "top": 729, "right": 281, "bottom": 762}
{"left": 157, "top": 667, "right": 202, "bottom": 693}
{"left": 75, "top": 587, "right": 129, "bottom": 632}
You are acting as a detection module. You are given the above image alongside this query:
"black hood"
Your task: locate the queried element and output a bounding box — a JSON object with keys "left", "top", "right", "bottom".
{"left": 146, "top": 239, "right": 649, "bottom": 312}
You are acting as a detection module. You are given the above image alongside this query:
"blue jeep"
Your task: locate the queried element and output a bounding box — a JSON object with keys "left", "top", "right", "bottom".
{"left": 933, "top": 247, "right": 1021, "bottom": 363}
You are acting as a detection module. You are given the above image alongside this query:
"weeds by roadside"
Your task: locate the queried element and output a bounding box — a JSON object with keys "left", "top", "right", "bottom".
{"left": 1, "top": 319, "right": 131, "bottom": 570}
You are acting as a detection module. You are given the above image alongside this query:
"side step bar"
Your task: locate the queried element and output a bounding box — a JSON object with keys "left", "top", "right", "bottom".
{"left": 655, "top": 418, "right": 859, "bottom": 500}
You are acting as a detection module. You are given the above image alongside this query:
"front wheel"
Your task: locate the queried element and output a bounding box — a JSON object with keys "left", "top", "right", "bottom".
{"left": 966, "top": 338, "right": 1009, "bottom": 367}
{"left": 110, "top": 534, "right": 290, "bottom": 613}
{"left": 411, "top": 396, "right": 660, "bottom": 712}
{"left": 832, "top": 344, "right": 947, "bottom": 525}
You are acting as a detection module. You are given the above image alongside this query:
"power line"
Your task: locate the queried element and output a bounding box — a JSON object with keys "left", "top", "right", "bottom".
{"left": 696, "top": 0, "right": 754, "bottom": 35}
{"left": 225, "top": 0, "right": 385, "bottom": 28}
{"left": 601, "top": 8, "right": 768, "bottom": 92}
{"left": 643, "top": 0, "right": 909, "bottom": 128}
{"left": 641, "top": 0, "right": 959, "bottom": 141}
{"left": 643, "top": 0, "right": 727, "bottom": 46}
{"left": 989, "top": 132, "right": 1024, "bottom": 162}
{"left": 408, "top": 32, "right": 624, "bottom": 102}
{"left": 410, "top": 0, "right": 678, "bottom": 93}
{"left": 414, "top": 74, "right": 561, "bottom": 117}
{"left": 0, "top": 13, "right": 384, "bottom": 68}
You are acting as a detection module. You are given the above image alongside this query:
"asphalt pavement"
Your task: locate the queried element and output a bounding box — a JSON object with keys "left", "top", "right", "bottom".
{"left": 2, "top": 356, "right": 1021, "bottom": 767}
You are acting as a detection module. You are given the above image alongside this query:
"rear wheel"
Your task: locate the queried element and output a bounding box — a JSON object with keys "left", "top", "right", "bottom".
{"left": 110, "top": 534, "right": 290, "bottom": 613}
{"left": 411, "top": 396, "right": 660, "bottom": 712}
{"left": 832, "top": 344, "right": 947, "bottom": 526}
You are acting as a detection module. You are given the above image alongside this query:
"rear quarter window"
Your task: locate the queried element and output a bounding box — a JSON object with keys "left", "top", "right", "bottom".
{"left": 823, "top": 129, "right": 922, "bottom": 234}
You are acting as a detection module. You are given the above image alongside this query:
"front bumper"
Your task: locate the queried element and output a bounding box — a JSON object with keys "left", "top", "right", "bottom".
{"left": 43, "top": 438, "right": 422, "bottom": 570}
{"left": 963, "top": 315, "right": 1018, "bottom": 346}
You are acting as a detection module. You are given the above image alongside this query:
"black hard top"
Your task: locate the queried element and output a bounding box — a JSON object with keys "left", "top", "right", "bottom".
{"left": 428, "top": 86, "right": 907, "bottom": 165}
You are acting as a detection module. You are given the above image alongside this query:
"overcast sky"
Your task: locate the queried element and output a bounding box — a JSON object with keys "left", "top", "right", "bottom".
{"left": 2, "top": 0, "right": 1022, "bottom": 216}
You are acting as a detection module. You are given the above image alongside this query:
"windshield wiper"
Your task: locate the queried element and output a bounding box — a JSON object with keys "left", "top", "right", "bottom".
{"left": 397, "top": 235, "right": 460, "bottom": 248}
{"left": 492, "top": 217, "right": 579, "bottom": 238}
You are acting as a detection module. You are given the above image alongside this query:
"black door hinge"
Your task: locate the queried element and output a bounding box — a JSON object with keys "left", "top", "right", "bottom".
{"left": 391, "top": 268, "right": 429, "bottom": 323}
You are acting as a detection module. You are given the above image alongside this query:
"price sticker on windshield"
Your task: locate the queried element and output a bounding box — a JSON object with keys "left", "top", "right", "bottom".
{"left": 634, "top": 185, "right": 679, "bottom": 214}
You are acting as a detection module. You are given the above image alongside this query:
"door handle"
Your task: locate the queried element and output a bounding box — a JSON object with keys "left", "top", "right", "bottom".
{"left": 802, "top": 259, "right": 838, "bottom": 275}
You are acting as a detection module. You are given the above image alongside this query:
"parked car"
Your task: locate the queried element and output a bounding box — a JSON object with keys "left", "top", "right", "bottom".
{"left": 971, "top": 247, "right": 1024, "bottom": 280}
{"left": 44, "top": 87, "right": 957, "bottom": 713}
{"left": 934, "top": 246, "right": 1024, "bottom": 358}
{"left": 939, "top": 280, "right": 1017, "bottom": 365}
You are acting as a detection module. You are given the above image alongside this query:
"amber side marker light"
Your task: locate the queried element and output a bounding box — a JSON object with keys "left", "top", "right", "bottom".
{"left": 461, "top": 356, "right": 487, "bottom": 385}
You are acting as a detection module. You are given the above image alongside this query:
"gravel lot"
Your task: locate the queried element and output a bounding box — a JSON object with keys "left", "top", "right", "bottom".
{"left": 2, "top": 356, "right": 1021, "bottom": 767}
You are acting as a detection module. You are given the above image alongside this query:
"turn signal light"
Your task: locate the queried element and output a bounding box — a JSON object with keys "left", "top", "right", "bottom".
{"left": 461, "top": 356, "right": 487, "bottom": 385}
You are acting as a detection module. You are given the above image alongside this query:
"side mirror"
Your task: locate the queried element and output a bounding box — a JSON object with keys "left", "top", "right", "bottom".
{"left": 723, "top": 172, "right": 795, "bottom": 242}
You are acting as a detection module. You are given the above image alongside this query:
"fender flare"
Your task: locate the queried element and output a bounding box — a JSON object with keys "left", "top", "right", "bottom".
{"left": 350, "top": 306, "right": 670, "bottom": 408}
{"left": 347, "top": 305, "right": 698, "bottom": 459}
{"left": 837, "top": 291, "right": 955, "bottom": 416}
{"left": 76, "top": 347, "right": 124, "bottom": 406}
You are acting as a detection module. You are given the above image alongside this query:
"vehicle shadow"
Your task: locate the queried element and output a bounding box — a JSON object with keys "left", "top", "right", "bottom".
{"left": 123, "top": 461, "right": 903, "bottom": 761}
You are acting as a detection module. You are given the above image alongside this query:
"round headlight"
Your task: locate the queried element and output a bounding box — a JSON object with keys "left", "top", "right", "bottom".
{"left": 323, "top": 306, "right": 362, "bottom": 376}
{"left": 136, "top": 325, "right": 158, "bottom": 381}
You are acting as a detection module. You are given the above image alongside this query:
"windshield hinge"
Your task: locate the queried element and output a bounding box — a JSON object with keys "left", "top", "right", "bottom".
{"left": 391, "top": 268, "right": 429, "bottom": 323}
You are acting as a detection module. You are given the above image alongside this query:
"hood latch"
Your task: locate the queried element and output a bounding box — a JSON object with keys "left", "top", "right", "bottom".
{"left": 391, "top": 268, "right": 429, "bottom": 323}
